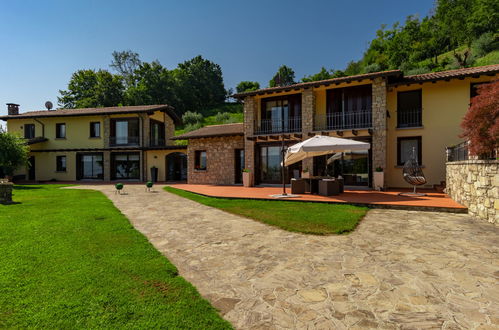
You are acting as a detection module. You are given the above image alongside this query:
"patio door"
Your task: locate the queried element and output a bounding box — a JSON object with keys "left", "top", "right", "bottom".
{"left": 257, "top": 144, "right": 301, "bottom": 184}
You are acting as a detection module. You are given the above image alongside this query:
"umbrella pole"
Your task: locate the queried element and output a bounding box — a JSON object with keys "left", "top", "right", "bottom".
{"left": 281, "top": 136, "right": 287, "bottom": 196}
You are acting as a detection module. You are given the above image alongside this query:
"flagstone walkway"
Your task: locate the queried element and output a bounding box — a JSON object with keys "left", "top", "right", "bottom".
{"left": 72, "top": 185, "right": 499, "bottom": 329}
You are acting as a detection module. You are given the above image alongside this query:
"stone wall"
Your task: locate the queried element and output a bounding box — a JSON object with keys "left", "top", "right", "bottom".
{"left": 301, "top": 88, "right": 315, "bottom": 172}
{"left": 0, "top": 182, "right": 13, "bottom": 203}
{"left": 188, "top": 135, "right": 244, "bottom": 185}
{"left": 243, "top": 96, "right": 256, "bottom": 185}
{"left": 446, "top": 160, "right": 498, "bottom": 225}
{"left": 371, "top": 77, "right": 387, "bottom": 188}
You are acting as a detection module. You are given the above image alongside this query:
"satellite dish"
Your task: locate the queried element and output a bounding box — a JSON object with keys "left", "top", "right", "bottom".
{"left": 45, "top": 101, "right": 53, "bottom": 111}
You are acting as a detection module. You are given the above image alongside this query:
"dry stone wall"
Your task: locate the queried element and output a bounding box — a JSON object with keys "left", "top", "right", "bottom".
{"left": 446, "top": 160, "right": 498, "bottom": 225}
{"left": 188, "top": 135, "right": 244, "bottom": 185}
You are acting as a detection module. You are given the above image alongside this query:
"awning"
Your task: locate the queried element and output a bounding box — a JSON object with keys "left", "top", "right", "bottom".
{"left": 284, "top": 135, "right": 370, "bottom": 166}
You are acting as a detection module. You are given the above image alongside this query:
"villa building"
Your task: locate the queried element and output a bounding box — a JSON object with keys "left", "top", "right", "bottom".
{"left": 0, "top": 105, "right": 187, "bottom": 182}
{"left": 176, "top": 64, "right": 499, "bottom": 188}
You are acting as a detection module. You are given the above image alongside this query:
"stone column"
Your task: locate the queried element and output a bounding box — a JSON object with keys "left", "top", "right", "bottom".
{"left": 103, "top": 115, "right": 110, "bottom": 148}
{"left": 103, "top": 151, "right": 111, "bottom": 181}
{"left": 139, "top": 113, "right": 150, "bottom": 147}
{"left": 164, "top": 113, "right": 175, "bottom": 146}
{"left": 301, "top": 88, "right": 315, "bottom": 173}
{"left": 243, "top": 96, "right": 257, "bottom": 185}
{"left": 371, "top": 77, "right": 387, "bottom": 187}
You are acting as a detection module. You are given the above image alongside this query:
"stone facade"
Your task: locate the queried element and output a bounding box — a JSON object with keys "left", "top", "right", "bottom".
{"left": 188, "top": 135, "right": 244, "bottom": 185}
{"left": 371, "top": 77, "right": 387, "bottom": 187}
{"left": 301, "top": 88, "right": 315, "bottom": 172}
{"left": 0, "top": 182, "right": 13, "bottom": 203}
{"left": 446, "top": 160, "right": 498, "bottom": 225}
{"left": 243, "top": 96, "right": 256, "bottom": 185}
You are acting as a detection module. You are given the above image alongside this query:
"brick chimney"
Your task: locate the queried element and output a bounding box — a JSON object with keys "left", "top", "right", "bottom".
{"left": 7, "top": 103, "right": 19, "bottom": 116}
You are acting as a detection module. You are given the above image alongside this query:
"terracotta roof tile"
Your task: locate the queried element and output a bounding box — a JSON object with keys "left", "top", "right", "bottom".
{"left": 395, "top": 64, "right": 499, "bottom": 84}
{"left": 172, "top": 123, "right": 243, "bottom": 140}
{"left": 0, "top": 104, "right": 180, "bottom": 123}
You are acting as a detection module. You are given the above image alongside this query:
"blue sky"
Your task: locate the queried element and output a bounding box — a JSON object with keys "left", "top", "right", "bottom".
{"left": 0, "top": 0, "right": 434, "bottom": 118}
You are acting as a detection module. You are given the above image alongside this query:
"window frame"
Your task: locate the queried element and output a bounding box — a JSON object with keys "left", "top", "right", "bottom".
{"left": 89, "top": 122, "right": 101, "bottom": 138}
{"left": 56, "top": 155, "right": 67, "bottom": 172}
{"left": 194, "top": 150, "right": 207, "bottom": 171}
{"left": 397, "top": 89, "right": 422, "bottom": 128}
{"left": 24, "top": 123, "right": 35, "bottom": 139}
{"left": 397, "top": 136, "right": 422, "bottom": 166}
{"left": 55, "top": 123, "right": 66, "bottom": 139}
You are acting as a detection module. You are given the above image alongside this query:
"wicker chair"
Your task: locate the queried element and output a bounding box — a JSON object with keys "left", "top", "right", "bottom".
{"left": 400, "top": 158, "right": 427, "bottom": 196}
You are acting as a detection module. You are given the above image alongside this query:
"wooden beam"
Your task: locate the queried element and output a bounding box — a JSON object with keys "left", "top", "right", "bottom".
{"left": 352, "top": 130, "right": 358, "bottom": 136}
{"left": 336, "top": 130, "right": 343, "bottom": 137}
{"left": 246, "top": 136, "right": 256, "bottom": 141}
{"left": 283, "top": 134, "right": 290, "bottom": 140}
{"left": 268, "top": 135, "right": 279, "bottom": 140}
{"left": 293, "top": 133, "right": 302, "bottom": 139}
{"left": 308, "top": 132, "right": 315, "bottom": 137}
{"left": 258, "top": 136, "right": 268, "bottom": 141}
{"left": 321, "top": 131, "right": 330, "bottom": 136}
{"left": 368, "top": 128, "right": 373, "bottom": 135}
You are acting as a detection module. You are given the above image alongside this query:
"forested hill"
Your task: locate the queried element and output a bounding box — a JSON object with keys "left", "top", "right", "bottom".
{"left": 302, "top": 0, "right": 498, "bottom": 81}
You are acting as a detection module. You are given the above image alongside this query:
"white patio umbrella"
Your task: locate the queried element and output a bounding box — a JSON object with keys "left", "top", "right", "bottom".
{"left": 284, "top": 135, "right": 370, "bottom": 166}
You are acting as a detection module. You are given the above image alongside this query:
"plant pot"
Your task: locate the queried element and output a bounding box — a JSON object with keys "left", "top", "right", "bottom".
{"left": 302, "top": 172, "right": 310, "bottom": 179}
{"left": 242, "top": 172, "right": 253, "bottom": 187}
{"left": 373, "top": 171, "right": 384, "bottom": 190}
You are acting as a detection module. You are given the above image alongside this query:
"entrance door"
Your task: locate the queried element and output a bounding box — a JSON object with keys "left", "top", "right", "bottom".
{"left": 258, "top": 145, "right": 301, "bottom": 184}
{"left": 28, "top": 156, "right": 35, "bottom": 181}
{"left": 166, "top": 152, "right": 187, "bottom": 181}
{"left": 234, "top": 149, "right": 245, "bottom": 184}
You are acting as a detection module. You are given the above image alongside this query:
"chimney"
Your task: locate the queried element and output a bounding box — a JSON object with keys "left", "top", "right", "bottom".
{"left": 7, "top": 103, "right": 19, "bottom": 116}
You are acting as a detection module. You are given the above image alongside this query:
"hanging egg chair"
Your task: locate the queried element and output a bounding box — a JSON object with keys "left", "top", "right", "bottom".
{"left": 399, "top": 149, "right": 427, "bottom": 197}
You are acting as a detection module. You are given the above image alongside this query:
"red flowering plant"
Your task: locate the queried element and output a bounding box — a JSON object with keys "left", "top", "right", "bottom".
{"left": 460, "top": 80, "right": 499, "bottom": 159}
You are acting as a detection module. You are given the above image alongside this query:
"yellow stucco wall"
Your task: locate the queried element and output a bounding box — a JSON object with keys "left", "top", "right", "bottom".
{"left": 385, "top": 75, "right": 498, "bottom": 188}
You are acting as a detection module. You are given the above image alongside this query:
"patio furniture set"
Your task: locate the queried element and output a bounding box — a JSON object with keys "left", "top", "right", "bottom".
{"left": 291, "top": 176, "right": 344, "bottom": 196}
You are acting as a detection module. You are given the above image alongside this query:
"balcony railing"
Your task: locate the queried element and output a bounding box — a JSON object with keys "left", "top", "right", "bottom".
{"left": 110, "top": 136, "right": 140, "bottom": 147}
{"left": 254, "top": 117, "right": 302, "bottom": 135}
{"left": 446, "top": 141, "right": 469, "bottom": 162}
{"left": 314, "top": 110, "right": 372, "bottom": 131}
{"left": 397, "top": 109, "right": 422, "bottom": 128}
{"left": 150, "top": 138, "right": 166, "bottom": 147}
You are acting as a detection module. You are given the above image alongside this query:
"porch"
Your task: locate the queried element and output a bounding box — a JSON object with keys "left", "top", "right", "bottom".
{"left": 167, "top": 184, "right": 467, "bottom": 213}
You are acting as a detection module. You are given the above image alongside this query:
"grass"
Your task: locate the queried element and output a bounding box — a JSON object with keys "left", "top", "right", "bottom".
{"left": 164, "top": 186, "right": 368, "bottom": 235}
{"left": 0, "top": 185, "right": 232, "bottom": 329}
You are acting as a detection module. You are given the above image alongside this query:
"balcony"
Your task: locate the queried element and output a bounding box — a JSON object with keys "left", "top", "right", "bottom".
{"left": 110, "top": 136, "right": 140, "bottom": 147}
{"left": 254, "top": 117, "right": 302, "bottom": 135}
{"left": 314, "top": 110, "right": 372, "bottom": 131}
{"left": 397, "top": 109, "right": 422, "bottom": 128}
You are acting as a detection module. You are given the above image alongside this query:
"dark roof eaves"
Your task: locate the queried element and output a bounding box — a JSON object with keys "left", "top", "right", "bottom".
{"left": 171, "top": 132, "right": 244, "bottom": 140}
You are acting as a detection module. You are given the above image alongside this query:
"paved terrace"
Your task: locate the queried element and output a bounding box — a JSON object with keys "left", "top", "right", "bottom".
{"left": 71, "top": 185, "right": 498, "bottom": 329}
{"left": 168, "top": 184, "right": 467, "bottom": 213}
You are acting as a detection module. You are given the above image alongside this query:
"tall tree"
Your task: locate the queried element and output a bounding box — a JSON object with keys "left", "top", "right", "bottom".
{"left": 172, "top": 55, "right": 226, "bottom": 113}
{"left": 236, "top": 81, "right": 260, "bottom": 93}
{"left": 0, "top": 131, "right": 30, "bottom": 178}
{"left": 124, "top": 61, "right": 176, "bottom": 106}
{"left": 302, "top": 67, "right": 345, "bottom": 82}
{"left": 269, "top": 65, "right": 296, "bottom": 87}
{"left": 58, "top": 70, "right": 124, "bottom": 108}
{"left": 110, "top": 50, "right": 141, "bottom": 87}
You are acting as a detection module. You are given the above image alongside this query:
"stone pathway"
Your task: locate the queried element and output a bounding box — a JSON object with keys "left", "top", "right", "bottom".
{"left": 71, "top": 185, "right": 499, "bottom": 329}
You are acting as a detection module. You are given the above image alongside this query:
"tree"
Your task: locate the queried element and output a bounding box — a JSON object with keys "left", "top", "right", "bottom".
{"left": 58, "top": 69, "right": 124, "bottom": 108}
{"left": 236, "top": 81, "right": 260, "bottom": 93}
{"left": 110, "top": 50, "right": 141, "bottom": 87}
{"left": 269, "top": 65, "right": 296, "bottom": 87}
{"left": 124, "top": 61, "right": 176, "bottom": 106}
{"left": 0, "top": 131, "right": 30, "bottom": 177}
{"left": 172, "top": 55, "right": 226, "bottom": 113}
{"left": 460, "top": 80, "right": 499, "bottom": 157}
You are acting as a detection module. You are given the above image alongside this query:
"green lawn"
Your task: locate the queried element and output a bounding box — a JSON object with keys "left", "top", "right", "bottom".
{"left": 0, "top": 185, "right": 231, "bottom": 329}
{"left": 164, "top": 186, "right": 368, "bottom": 235}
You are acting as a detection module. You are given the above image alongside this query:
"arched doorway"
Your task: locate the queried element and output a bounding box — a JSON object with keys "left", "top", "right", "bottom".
{"left": 165, "top": 152, "right": 187, "bottom": 182}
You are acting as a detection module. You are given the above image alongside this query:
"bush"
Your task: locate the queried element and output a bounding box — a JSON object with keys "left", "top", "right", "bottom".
{"left": 472, "top": 32, "right": 498, "bottom": 58}
{"left": 184, "top": 122, "right": 203, "bottom": 133}
{"left": 406, "top": 67, "right": 431, "bottom": 75}
{"left": 182, "top": 111, "right": 203, "bottom": 125}
{"left": 363, "top": 63, "right": 381, "bottom": 73}
{"left": 214, "top": 112, "right": 231, "bottom": 124}
{"left": 0, "top": 131, "right": 30, "bottom": 177}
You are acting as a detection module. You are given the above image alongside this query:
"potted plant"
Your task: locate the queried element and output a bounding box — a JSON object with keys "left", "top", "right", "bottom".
{"left": 302, "top": 167, "right": 310, "bottom": 179}
{"left": 373, "top": 166, "right": 384, "bottom": 191}
{"left": 242, "top": 169, "right": 253, "bottom": 187}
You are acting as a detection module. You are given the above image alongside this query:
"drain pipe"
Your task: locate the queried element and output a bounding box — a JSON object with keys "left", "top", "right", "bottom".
{"left": 33, "top": 118, "right": 45, "bottom": 137}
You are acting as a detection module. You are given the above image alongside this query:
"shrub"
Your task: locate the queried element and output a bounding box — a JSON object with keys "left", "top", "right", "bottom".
{"left": 182, "top": 111, "right": 203, "bottom": 126}
{"left": 460, "top": 80, "right": 499, "bottom": 158}
{"left": 0, "top": 131, "right": 30, "bottom": 177}
{"left": 363, "top": 63, "right": 381, "bottom": 73}
{"left": 215, "top": 112, "right": 231, "bottom": 124}
{"left": 472, "top": 32, "right": 498, "bottom": 58}
{"left": 184, "top": 122, "right": 203, "bottom": 133}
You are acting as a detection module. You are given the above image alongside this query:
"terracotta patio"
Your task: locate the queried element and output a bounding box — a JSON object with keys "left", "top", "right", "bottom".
{"left": 168, "top": 184, "right": 467, "bottom": 212}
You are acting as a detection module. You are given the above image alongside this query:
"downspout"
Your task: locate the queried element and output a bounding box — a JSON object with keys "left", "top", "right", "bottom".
{"left": 33, "top": 118, "right": 45, "bottom": 137}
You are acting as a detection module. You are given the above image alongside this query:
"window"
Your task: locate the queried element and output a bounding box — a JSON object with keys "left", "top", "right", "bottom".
{"left": 110, "top": 118, "right": 139, "bottom": 145}
{"left": 90, "top": 122, "right": 100, "bottom": 138}
{"left": 325, "top": 85, "right": 372, "bottom": 129}
{"left": 56, "top": 156, "right": 67, "bottom": 172}
{"left": 259, "top": 94, "right": 301, "bottom": 133}
{"left": 24, "top": 124, "right": 35, "bottom": 139}
{"left": 195, "top": 150, "right": 207, "bottom": 170}
{"left": 397, "top": 90, "right": 422, "bottom": 128}
{"left": 150, "top": 120, "right": 165, "bottom": 146}
{"left": 56, "top": 123, "right": 66, "bottom": 138}
{"left": 112, "top": 153, "right": 140, "bottom": 180}
{"left": 77, "top": 153, "right": 104, "bottom": 180}
{"left": 397, "top": 137, "right": 422, "bottom": 166}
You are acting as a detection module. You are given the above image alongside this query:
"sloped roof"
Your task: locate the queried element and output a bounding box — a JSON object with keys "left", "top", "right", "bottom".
{"left": 393, "top": 64, "right": 499, "bottom": 85}
{"left": 0, "top": 104, "right": 180, "bottom": 124}
{"left": 172, "top": 123, "right": 244, "bottom": 140}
